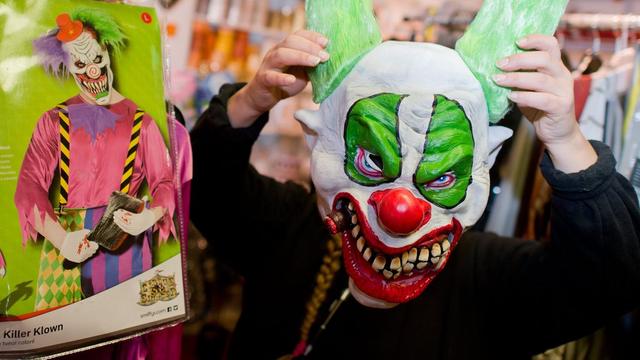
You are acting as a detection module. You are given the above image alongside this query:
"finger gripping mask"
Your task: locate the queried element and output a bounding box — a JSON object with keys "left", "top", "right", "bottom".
{"left": 296, "top": 0, "right": 568, "bottom": 306}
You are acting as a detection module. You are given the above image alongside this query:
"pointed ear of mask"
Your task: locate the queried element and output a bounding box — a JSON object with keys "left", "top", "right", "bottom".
{"left": 455, "top": 0, "right": 569, "bottom": 123}
{"left": 295, "top": 109, "right": 323, "bottom": 150}
{"left": 306, "top": 0, "right": 382, "bottom": 103}
{"left": 486, "top": 125, "right": 513, "bottom": 169}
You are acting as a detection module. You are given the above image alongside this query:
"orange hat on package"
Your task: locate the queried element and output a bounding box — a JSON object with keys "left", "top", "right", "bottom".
{"left": 56, "top": 13, "right": 83, "bottom": 43}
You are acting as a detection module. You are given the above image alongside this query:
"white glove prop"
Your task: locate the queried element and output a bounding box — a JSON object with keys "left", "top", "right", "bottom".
{"left": 60, "top": 229, "right": 98, "bottom": 263}
{"left": 113, "top": 208, "right": 157, "bottom": 236}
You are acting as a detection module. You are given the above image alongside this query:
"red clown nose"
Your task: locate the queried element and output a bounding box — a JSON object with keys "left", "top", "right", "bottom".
{"left": 368, "top": 188, "right": 431, "bottom": 236}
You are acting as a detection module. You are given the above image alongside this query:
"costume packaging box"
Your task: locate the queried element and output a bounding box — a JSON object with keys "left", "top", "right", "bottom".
{"left": 0, "top": 0, "right": 188, "bottom": 357}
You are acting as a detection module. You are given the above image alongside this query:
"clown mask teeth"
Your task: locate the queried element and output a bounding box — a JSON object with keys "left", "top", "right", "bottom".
{"left": 358, "top": 238, "right": 451, "bottom": 277}
{"left": 334, "top": 196, "right": 460, "bottom": 303}
{"left": 363, "top": 248, "right": 372, "bottom": 262}
{"left": 442, "top": 239, "right": 451, "bottom": 252}
{"left": 77, "top": 66, "right": 108, "bottom": 97}
{"left": 372, "top": 256, "right": 386, "bottom": 271}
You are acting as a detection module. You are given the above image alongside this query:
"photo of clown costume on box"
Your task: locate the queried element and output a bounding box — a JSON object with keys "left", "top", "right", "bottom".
{"left": 14, "top": 9, "right": 175, "bottom": 311}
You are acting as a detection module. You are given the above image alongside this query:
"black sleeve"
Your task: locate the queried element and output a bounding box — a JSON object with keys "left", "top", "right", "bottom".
{"left": 190, "top": 83, "right": 323, "bottom": 278}
{"left": 469, "top": 141, "right": 640, "bottom": 355}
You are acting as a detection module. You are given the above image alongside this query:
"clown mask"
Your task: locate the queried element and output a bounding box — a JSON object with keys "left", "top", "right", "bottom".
{"left": 63, "top": 31, "right": 114, "bottom": 105}
{"left": 296, "top": 0, "right": 568, "bottom": 308}
{"left": 49, "top": 13, "right": 120, "bottom": 106}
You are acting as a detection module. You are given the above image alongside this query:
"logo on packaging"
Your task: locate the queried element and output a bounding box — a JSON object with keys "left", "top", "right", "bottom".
{"left": 138, "top": 271, "right": 179, "bottom": 306}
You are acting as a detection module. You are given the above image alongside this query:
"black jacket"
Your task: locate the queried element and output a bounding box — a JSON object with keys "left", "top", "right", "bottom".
{"left": 190, "top": 84, "right": 640, "bottom": 359}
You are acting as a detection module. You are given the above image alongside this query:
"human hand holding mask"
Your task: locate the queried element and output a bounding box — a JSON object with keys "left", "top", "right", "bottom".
{"left": 227, "top": 30, "right": 329, "bottom": 128}
{"left": 492, "top": 34, "right": 597, "bottom": 173}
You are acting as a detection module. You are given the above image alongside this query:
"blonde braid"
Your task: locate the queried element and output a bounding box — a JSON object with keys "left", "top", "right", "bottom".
{"left": 298, "top": 234, "right": 343, "bottom": 346}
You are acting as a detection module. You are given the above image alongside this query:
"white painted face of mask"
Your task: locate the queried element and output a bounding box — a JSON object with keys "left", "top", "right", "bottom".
{"left": 63, "top": 31, "right": 114, "bottom": 106}
{"left": 296, "top": 41, "right": 513, "bottom": 307}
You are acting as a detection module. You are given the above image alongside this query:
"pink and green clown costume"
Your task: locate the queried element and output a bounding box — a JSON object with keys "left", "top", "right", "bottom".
{"left": 15, "top": 9, "right": 175, "bottom": 311}
{"left": 298, "top": 0, "right": 568, "bottom": 308}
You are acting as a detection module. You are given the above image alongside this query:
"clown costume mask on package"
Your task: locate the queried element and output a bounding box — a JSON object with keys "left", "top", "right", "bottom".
{"left": 296, "top": 0, "right": 569, "bottom": 308}
{"left": 58, "top": 13, "right": 116, "bottom": 105}
{"left": 34, "top": 10, "right": 125, "bottom": 106}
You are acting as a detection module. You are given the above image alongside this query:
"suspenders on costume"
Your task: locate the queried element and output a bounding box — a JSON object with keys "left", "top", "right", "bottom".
{"left": 57, "top": 105, "right": 71, "bottom": 207}
{"left": 120, "top": 110, "right": 144, "bottom": 194}
{"left": 56, "top": 104, "right": 145, "bottom": 207}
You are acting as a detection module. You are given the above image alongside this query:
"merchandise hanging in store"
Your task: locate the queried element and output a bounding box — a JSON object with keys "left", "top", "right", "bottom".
{"left": 620, "top": 50, "right": 640, "bottom": 203}
{"left": 0, "top": 1, "right": 188, "bottom": 358}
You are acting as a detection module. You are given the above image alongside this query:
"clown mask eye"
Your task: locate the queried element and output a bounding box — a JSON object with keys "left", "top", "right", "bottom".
{"left": 344, "top": 93, "right": 405, "bottom": 186}
{"left": 75, "top": 61, "right": 86, "bottom": 69}
{"left": 425, "top": 172, "right": 456, "bottom": 190}
{"left": 414, "top": 95, "right": 474, "bottom": 209}
{"left": 93, "top": 55, "right": 103, "bottom": 64}
{"left": 356, "top": 147, "right": 384, "bottom": 179}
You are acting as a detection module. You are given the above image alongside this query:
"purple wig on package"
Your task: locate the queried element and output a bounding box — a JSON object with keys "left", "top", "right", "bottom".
{"left": 33, "top": 31, "right": 69, "bottom": 77}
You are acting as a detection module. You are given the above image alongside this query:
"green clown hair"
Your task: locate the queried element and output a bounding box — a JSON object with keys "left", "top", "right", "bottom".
{"left": 306, "top": 0, "right": 382, "bottom": 104}
{"left": 72, "top": 8, "right": 126, "bottom": 52}
{"left": 455, "top": 0, "right": 569, "bottom": 123}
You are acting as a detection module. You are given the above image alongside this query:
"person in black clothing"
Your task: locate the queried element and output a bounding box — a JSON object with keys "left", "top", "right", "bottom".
{"left": 190, "top": 28, "right": 640, "bottom": 359}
